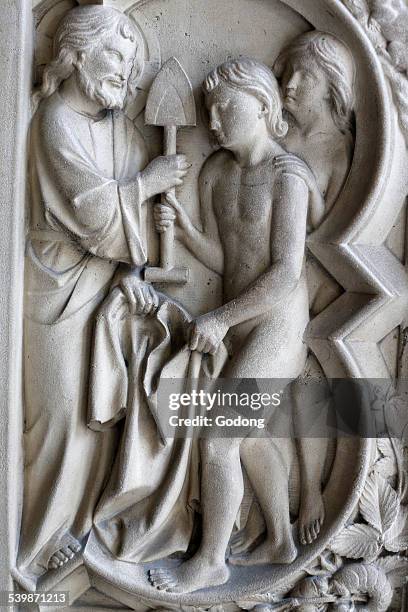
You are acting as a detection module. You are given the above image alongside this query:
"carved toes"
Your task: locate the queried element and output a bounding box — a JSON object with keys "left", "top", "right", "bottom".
{"left": 68, "top": 541, "right": 82, "bottom": 553}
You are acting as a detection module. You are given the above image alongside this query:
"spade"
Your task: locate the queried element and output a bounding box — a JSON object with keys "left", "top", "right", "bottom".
{"left": 144, "top": 57, "right": 196, "bottom": 284}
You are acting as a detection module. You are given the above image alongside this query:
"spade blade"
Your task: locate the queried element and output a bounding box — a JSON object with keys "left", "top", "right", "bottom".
{"left": 145, "top": 57, "right": 196, "bottom": 127}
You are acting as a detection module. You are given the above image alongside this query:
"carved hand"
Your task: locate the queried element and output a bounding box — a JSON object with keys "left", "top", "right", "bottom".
{"left": 119, "top": 276, "right": 159, "bottom": 316}
{"left": 274, "top": 154, "right": 318, "bottom": 192}
{"left": 140, "top": 155, "right": 190, "bottom": 201}
{"left": 274, "top": 154, "right": 326, "bottom": 229}
{"left": 154, "top": 193, "right": 192, "bottom": 234}
{"left": 188, "top": 313, "right": 229, "bottom": 354}
{"left": 154, "top": 203, "right": 176, "bottom": 233}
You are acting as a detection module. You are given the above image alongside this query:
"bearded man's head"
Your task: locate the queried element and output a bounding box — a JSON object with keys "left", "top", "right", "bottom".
{"left": 36, "top": 6, "right": 144, "bottom": 110}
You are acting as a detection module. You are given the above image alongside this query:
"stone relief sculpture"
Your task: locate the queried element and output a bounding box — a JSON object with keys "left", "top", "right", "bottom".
{"left": 20, "top": 4, "right": 188, "bottom": 583}
{"left": 273, "top": 31, "right": 356, "bottom": 548}
{"left": 274, "top": 31, "right": 355, "bottom": 217}
{"left": 11, "top": 0, "right": 408, "bottom": 610}
{"left": 150, "top": 58, "right": 315, "bottom": 593}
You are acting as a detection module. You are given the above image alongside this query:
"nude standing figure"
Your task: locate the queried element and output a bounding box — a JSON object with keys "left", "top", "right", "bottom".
{"left": 150, "top": 58, "right": 319, "bottom": 593}
{"left": 274, "top": 31, "right": 355, "bottom": 547}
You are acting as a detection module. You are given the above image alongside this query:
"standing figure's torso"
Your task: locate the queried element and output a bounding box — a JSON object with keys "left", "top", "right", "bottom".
{"left": 284, "top": 123, "right": 353, "bottom": 209}
{"left": 212, "top": 152, "right": 276, "bottom": 302}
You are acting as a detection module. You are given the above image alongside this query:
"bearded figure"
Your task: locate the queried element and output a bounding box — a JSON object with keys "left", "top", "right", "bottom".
{"left": 18, "top": 5, "right": 187, "bottom": 583}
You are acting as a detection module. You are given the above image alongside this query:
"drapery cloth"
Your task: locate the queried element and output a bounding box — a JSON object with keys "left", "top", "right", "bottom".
{"left": 87, "top": 288, "right": 228, "bottom": 562}
{"left": 19, "top": 91, "right": 149, "bottom": 579}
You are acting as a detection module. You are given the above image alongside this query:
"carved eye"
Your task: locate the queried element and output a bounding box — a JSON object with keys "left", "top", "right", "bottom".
{"left": 107, "top": 49, "right": 123, "bottom": 62}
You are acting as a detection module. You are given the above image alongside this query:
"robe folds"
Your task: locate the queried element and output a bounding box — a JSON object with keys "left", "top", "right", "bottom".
{"left": 19, "top": 90, "right": 149, "bottom": 581}
{"left": 86, "top": 289, "right": 228, "bottom": 563}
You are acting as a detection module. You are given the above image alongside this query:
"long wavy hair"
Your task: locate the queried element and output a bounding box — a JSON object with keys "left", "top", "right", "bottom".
{"left": 33, "top": 6, "right": 143, "bottom": 109}
{"left": 203, "top": 57, "right": 288, "bottom": 140}
{"left": 274, "top": 31, "right": 355, "bottom": 133}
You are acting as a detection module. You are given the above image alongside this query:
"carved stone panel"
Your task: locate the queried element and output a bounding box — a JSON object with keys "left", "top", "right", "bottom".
{"left": 1, "top": 0, "right": 407, "bottom": 610}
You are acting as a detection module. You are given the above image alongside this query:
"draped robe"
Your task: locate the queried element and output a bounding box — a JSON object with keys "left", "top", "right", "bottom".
{"left": 18, "top": 90, "right": 149, "bottom": 581}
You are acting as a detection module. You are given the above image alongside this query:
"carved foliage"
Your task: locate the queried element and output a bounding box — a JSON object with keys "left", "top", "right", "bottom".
{"left": 342, "top": 0, "right": 408, "bottom": 142}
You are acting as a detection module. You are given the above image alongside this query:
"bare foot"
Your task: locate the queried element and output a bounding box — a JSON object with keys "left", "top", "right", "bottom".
{"left": 229, "top": 538, "right": 297, "bottom": 566}
{"left": 48, "top": 538, "right": 81, "bottom": 570}
{"left": 148, "top": 557, "right": 230, "bottom": 593}
{"left": 298, "top": 489, "right": 325, "bottom": 546}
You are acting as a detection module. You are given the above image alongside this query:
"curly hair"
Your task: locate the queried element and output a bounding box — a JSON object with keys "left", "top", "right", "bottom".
{"left": 203, "top": 57, "right": 288, "bottom": 140}
{"left": 34, "top": 6, "right": 143, "bottom": 107}
{"left": 274, "top": 31, "right": 355, "bottom": 133}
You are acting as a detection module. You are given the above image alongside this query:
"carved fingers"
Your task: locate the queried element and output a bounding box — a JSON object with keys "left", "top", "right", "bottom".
{"left": 154, "top": 190, "right": 190, "bottom": 233}
{"left": 141, "top": 154, "right": 191, "bottom": 199}
{"left": 154, "top": 203, "right": 176, "bottom": 233}
{"left": 274, "top": 154, "right": 317, "bottom": 191}
{"left": 188, "top": 315, "right": 228, "bottom": 354}
{"left": 119, "top": 277, "right": 159, "bottom": 317}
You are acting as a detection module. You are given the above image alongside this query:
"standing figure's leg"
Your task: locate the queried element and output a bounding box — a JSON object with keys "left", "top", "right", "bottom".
{"left": 230, "top": 436, "right": 297, "bottom": 565}
{"left": 149, "top": 437, "right": 244, "bottom": 593}
{"left": 224, "top": 305, "right": 308, "bottom": 566}
{"left": 292, "top": 374, "right": 328, "bottom": 546}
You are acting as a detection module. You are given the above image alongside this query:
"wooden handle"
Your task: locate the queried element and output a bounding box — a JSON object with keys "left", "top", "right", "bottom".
{"left": 161, "top": 126, "right": 177, "bottom": 270}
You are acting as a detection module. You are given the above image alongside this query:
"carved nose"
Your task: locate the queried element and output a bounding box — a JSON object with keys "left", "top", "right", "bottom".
{"left": 287, "top": 73, "right": 300, "bottom": 90}
{"left": 286, "top": 80, "right": 297, "bottom": 92}
{"left": 210, "top": 120, "right": 221, "bottom": 132}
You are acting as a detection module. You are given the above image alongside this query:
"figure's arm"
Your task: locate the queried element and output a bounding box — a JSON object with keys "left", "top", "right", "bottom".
{"left": 39, "top": 114, "right": 187, "bottom": 265}
{"left": 155, "top": 157, "right": 224, "bottom": 275}
{"left": 213, "top": 172, "right": 308, "bottom": 328}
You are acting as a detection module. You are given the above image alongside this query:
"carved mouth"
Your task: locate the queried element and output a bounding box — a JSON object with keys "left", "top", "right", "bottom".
{"left": 105, "top": 77, "right": 124, "bottom": 89}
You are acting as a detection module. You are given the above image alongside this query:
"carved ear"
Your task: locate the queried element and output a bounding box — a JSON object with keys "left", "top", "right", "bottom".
{"left": 258, "top": 104, "right": 268, "bottom": 119}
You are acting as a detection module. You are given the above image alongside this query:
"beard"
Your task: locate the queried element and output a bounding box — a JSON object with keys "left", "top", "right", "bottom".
{"left": 77, "top": 68, "right": 127, "bottom": 111}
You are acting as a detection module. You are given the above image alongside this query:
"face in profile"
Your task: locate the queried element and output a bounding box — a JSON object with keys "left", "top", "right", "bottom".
{"left": 77, "top": 31, "right": 137, "bottom": 110}
{"left": 205, "top": 81, "right": 265, "bottom": 149}
{"left": 280, "top": 55, "right": 331, "bottom": 121}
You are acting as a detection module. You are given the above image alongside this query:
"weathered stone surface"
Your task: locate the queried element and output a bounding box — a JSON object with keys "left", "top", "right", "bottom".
{"left": 0, "top": 0, "right": 407, "bottom": 609}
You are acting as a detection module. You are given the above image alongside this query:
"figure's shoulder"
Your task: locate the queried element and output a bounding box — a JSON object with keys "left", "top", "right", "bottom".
{"left": 200, "top": 149, "right": 235, "bottom": 185}
{"left": 33, "top": 92, "right": 75, "bottom": 144}
{"left": 35, "top": 92, "right": 68, "bottom": 125}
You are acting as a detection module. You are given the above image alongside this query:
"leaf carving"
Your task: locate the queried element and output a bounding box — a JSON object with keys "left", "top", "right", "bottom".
{"left": 384, "top": 504, "right": 408, "bottom": 552}
{"left": 331, "top": 524, "right": 381, "bottom": 560}
{"left": 360, "top": 473, "right": 399, "bottom": 533}
{"left": 384, "top": 534, "right": 408, "bottom": 552}
{"left": 377, "top": 438, "right": 394, "bottom": 459}
{"left": 376, "top": 554, "right": 408, "bottom": 572}
{"left": 376, "top": 556, "right": 408, "bottom": 587}
{"left": 374, "top": 456, "right": 397, "bottom": 478}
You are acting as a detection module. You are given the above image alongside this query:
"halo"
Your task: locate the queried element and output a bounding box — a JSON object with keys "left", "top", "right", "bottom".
{"left": 34, "top": 0, "right": 77, "bottom": 86}
{"left": 125, "top": 6, "right": 161, "bottom": 120}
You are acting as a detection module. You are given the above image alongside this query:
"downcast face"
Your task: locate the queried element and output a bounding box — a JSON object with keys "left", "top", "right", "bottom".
{"left": 77, "top": 32, "right": 137, "bottom": 110}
